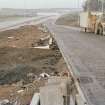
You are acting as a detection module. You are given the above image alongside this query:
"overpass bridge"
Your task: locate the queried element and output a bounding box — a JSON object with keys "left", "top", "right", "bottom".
{"left": 45, "top": 21, "right": 105, "bottom": 105}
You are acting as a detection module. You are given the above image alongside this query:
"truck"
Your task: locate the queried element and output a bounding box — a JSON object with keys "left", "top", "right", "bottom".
{"left": 80, "top": 12, "right": 105, "bottom": 35}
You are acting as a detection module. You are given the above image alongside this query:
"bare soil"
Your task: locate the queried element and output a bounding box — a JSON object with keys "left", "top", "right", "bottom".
{"left": 0, "top": 25, "right": 47, "bottom": 48}
{"left": 56, "top": 13, "right": 79, "bottom": 27}
{"left": 0, "top": 25, "right": 68, "bottom": 105}
{"left": 0, "top": 48, "right": 61, "bottom": 85}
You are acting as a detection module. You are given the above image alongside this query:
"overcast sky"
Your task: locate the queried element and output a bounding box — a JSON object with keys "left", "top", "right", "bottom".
{"left": 0, "top": 0, "right": 84, "bottom": 9}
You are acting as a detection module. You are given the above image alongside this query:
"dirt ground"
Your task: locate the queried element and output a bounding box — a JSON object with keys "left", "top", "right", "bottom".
{"left": 0, "top": 25, "right": 68, "bottom": 105}
{"left": 56, "top": 13, "right": 79, "bottom": 27}
{"left": 0, "top": 25, "right": 48, "bottom": 48}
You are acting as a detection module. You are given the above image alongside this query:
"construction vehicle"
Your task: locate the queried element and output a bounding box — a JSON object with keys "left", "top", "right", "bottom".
{"left": 80, "top": 12, "right": 105, "bottom": 35}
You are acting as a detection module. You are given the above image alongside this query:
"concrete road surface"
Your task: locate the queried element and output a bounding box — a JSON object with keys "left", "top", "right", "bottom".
{"left": 45, "top": 20, "right": 105, "bottom": 105}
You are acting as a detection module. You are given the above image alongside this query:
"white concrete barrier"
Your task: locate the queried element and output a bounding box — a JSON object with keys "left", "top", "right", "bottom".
{"left": 30, "top": 93, "right": 40, "bottom": 105}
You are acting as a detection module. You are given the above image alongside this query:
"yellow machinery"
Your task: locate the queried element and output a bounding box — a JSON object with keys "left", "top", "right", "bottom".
{"left": 80, "top": 12, "right": 105, "bottom": 35}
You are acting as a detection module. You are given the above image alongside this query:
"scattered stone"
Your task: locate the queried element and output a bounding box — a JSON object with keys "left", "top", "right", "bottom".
{"left": 8, "top": 37, "right": 14, "bottom": 39}
{"left": 17, "top": 90, "right": 24, "bottom": 94}
{"left": 53, "top": 71, "right": 60, "bottom": 76}
{"left": 60, "top": 70, "right": 70, "bottom": 77}
{"left": 27, "top": 73, "right": 37, "bottom": 79}
{"left": 34, "top": 45, "right": 50, "bottom": 49}
{"left": 38, "top": 24, "right": 48, "bottom": 33}
{"left": 39, "top": 73, "right": 50, "bottom": 78}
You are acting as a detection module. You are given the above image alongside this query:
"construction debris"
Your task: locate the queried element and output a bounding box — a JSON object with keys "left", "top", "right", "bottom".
{"left": 8, "top": 37, "right": 14, "bottom": 39}
{"left": 39, "top": 73, "right": 50, "bottom": 78}
{"left": 17, "top": 90, "right": 24, "bottom": 94}
{"left": 34, "top": 45, "right": 50, "bottom": 49}
{"left": 38, "top": 24, "right": 49, "bottom": 33}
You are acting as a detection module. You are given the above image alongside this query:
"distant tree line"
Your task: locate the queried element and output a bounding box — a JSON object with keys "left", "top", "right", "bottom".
{"left": 83, "top": 0, "right": 105, "bottom": 12}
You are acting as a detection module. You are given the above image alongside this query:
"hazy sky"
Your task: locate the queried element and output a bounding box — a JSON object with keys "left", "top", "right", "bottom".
{"left": 0, "top": 0, "right": 84, "bottom": 9}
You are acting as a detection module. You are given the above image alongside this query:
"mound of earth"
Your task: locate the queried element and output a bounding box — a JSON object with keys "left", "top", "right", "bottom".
{"left": 56, "top": 13, "right": 79, "bottom": 27}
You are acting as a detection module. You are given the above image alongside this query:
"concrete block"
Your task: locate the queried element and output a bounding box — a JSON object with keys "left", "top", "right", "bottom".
{"left": 40, "top": 84, "right": 64, "bottom": 105}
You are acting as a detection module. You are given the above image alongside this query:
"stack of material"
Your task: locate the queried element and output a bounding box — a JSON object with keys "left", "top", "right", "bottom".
{"left": 40, "top": 76, "right": 71, "bottom": 105}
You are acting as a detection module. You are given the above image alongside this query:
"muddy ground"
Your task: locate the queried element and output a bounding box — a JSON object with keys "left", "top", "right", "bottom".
{"left": 0, "top": 25, "right": 68, "bottom": 105}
